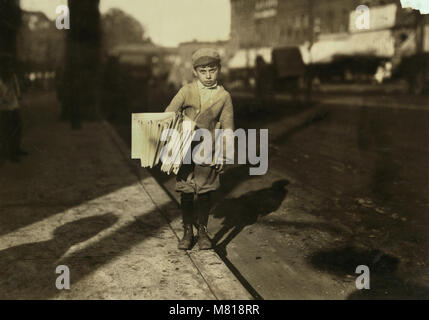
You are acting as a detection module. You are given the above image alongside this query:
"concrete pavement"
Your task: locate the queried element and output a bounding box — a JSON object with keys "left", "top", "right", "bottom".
{"left": 0, "top": 91, "right": 252, "bottom": 300}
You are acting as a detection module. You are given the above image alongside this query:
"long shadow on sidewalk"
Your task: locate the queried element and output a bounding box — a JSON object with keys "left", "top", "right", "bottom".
{"left": 0, "top": 213, "right": 118, "bottom": 299}
{"left": 0, "top": 199, "right": 187, "bottom": 299}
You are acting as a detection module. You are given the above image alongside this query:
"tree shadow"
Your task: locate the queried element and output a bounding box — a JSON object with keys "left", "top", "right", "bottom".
{"left": 0, "top": 213, "right": 118, "bottom": 299}
{"left": 308, "top": 246, "right": 429, "bottom": 300}
{"left": 0, "top": 188, "right": 190, "bottom": 299}
{"left": 212, "top": 179, "right": 289, "bottom": 257}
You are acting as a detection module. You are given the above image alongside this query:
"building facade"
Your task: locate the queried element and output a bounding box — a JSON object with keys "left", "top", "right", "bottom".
{"left": 230, "top": 0, "right": 399, "bottom": 50}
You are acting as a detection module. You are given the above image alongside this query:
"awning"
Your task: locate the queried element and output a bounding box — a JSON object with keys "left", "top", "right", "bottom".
{"left": 307, "top": 30, "right": 395, "bottom": 64}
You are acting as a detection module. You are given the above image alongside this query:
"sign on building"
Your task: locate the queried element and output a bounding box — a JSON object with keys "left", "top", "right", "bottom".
{"left": 254, "top": 0, "right": 278, "bottom": 19}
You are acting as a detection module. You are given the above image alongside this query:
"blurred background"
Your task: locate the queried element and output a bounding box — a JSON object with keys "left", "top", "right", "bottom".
{"left": 2, "top": 0, "right": 429, "bottom": 121}
{"left": 1, "top": 0, "right": 429, "bottom": 299}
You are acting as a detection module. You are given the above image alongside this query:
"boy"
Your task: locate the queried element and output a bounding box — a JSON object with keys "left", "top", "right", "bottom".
{"left": 165, "top": 48, "right": 234, "bottom": 250}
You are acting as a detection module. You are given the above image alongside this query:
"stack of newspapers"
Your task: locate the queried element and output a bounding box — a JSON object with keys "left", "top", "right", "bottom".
{"left": 131, "top": 112, "right": 196, "bottom": 175}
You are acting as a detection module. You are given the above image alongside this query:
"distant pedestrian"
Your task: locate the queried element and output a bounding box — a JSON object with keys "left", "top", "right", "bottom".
{"left": 254, "top": 56, "right": 267, "bottom": 99}
{"left": 0, "top": 55, "right": 27, "bottom": 163}
{"left": 165, "top": 48, "right": 235, "bottom": 250}
{"left": 254, "top": 55, "right": 274, "bottom": 111}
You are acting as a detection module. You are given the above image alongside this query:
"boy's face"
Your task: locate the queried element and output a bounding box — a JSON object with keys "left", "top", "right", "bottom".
{"left": 193, "top": 64, "right": 220, "bottom": 87}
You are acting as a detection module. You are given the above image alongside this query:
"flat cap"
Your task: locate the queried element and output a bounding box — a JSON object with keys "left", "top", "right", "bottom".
{"left": 192, "top": 48, "right": 221, "bottom": 68}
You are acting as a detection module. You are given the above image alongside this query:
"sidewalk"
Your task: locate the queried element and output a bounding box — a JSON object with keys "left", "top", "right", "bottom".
{"left": 0, "top": 91, "right": 252, "bottom": 300}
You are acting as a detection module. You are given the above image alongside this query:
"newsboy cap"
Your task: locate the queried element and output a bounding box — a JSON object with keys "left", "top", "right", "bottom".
{"left": 192, "top": 48, "right": 221, "bottom": 68}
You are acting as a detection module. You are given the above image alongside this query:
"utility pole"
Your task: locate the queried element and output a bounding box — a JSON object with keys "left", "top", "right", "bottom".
{"left": 415, "top": 10, "right": 424, "bottom": 54}
{"left": 308, "top": 0, "right": 314, "bottom": 50}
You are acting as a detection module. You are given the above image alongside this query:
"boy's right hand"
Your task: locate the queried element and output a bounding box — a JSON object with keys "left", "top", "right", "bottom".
{"left": 214, "top": 161, "right": 224, "bottom": 173}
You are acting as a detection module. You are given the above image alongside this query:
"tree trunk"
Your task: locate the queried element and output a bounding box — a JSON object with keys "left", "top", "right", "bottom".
{"left": 0, "top": 0, "right": 21, "bottom": 157}
{"left": 63, "top": 0, "right": 101, "bottom": 128}
{"left": 0, "top": 0, "right": 21, "bottom": 59}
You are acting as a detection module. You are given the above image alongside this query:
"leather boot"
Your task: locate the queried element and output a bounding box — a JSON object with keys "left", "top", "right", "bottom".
{"left": 178, "top": 224, "right": 194, "bottom": 250}
{"left": 198, "top": 225, "right": 212, "bottom": 250}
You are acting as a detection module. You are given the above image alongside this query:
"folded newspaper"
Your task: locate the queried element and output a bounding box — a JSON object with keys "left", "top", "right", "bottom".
{"left": 131, "top": 112, "right": 196, "bottom": 175}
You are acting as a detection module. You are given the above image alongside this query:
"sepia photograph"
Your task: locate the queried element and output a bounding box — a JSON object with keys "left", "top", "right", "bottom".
{"left": 0, "top": 0, "right": 428, "bottom": 304}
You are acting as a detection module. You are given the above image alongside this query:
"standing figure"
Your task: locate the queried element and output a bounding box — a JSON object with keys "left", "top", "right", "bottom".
{"left": 0, "top": 55, "right": 27, "bottom": 163}
{"left": 254, "top": 55, "right": 268, "bottom": 108}
{"left": 165, "top": 48, "right": 235, "bottom": 250}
